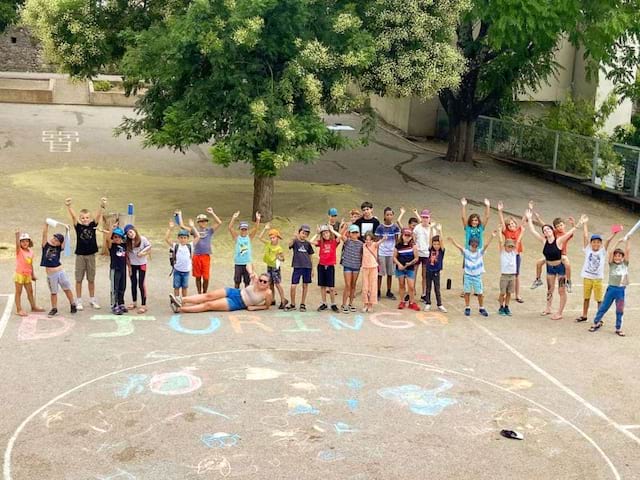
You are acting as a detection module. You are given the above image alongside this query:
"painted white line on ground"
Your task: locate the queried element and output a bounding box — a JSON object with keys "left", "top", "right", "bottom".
{"left": 620, "top": 425, "right": 640, "bottom": 430}
{"left": 0, "top": 294, "right": 15, "bottom": 340}
{"left": 473, "top": 319, "right": 640, "bottom": 449}
{"left": 3, "top": 349, "right": 620, "bottom": 480}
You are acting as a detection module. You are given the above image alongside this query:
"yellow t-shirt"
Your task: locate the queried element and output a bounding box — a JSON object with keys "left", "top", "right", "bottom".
{"left": 263, "top": 243, "right": 283, "bottom": 268}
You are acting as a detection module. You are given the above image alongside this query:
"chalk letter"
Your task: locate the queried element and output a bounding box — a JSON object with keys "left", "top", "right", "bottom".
{"left": 18, "top": 314, "right": 75, "bottom": 341}
{"left": 415, "top": 311, "right": 448, "bottom": 326}
{"left": 228, "top": 314, "right": 273, "bottom": 334}
{"left": 369, "top": 312, "right": 415, "bottom": 329}
{"left": 169, "top": 315, "right": 221, "bottom": 335}
{"left": 90, "top": 315, "right": 155, "bottom": 337}
{"left": 329, "top": 315, "right": 363, "bottom": 331}
{"left": 279, "top": 312, "right": 321, "bottom": 333}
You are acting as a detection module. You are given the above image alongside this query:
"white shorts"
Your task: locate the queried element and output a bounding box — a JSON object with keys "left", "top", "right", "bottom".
{"left": 47, "top": 270, "right": 72, "bottom": 293}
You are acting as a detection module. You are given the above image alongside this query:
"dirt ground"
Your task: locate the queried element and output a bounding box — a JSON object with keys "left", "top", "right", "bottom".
{"left": 0, "top": 104, "right": 639, "bottom": 480}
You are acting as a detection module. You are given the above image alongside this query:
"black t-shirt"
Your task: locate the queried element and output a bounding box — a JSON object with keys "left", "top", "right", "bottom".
{"left": 40, "top": 243, "right": 62, "bottom": 268}
{"left": 110, "top": 243, "right": 127, "bottom": 270}
{"left": 355, "top": 216, "right": 380, "bottom": 236}
{"left": 75, "top": 221, "right": 98, "bottom": 255}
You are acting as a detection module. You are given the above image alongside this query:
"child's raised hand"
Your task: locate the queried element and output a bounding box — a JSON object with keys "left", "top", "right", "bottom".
{"left": 460, "top": 198, "right": 467, "bottom": 206}
{"left": 492, "top": 230, "right": 498, "bottom": 237}
{"left": 577, "top": 214, "right": 588, "bottom": 226}
{"left": 206, "top": 207, "right": 214, "bottom": 215}
{"left": 265, "top": 222, "right": 271, "bottom": 230}
{"left": 174, "top": 209, "right": 182, "bottom": 215}
{"left": 436, "top": 223, "right": 442, "bottom": 231}
{"left": 188, "top": 219, "right": 195, "bottom": 228}
{"left": 64, "top": 198, "right": 72, "bottom": 206}
{"left": 484, "top": 198, "right": 491, "bottom": 207}
{"left": 497, "top": 201, "right": 503, "bottom": 211}
{"left": 528, "top": 200, "right": 534, "bottom": 210}
{"left": 168, "top": 221, "right": 175, "bottom": 228}
{"left": 232, "top": 211, "right": 240, "bottom": 219}
{"left": 525, "top": 209, "right": 533, "bottom": 220}
{"left": 255, "top": 212, "right": 261, "bottom": 222}
{"left": 568, "top": 216, "right": 576, "bottom": 226}
{"left": 100, "top": 197, "right": 108, "bottom": 207}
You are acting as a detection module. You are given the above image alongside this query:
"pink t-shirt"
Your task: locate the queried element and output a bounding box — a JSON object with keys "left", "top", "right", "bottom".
{"left": 316, "top": 238, "right": 339, "bottom": 266}
{"left": 16, "top": 248, "right": 34, "bottom": 276}
{"left": 362, "top": 242, "right": 379, "bottom": 268}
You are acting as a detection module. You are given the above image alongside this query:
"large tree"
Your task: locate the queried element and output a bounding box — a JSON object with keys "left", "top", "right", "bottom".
{"left": 0, "top": 0, "right": 23, "bottom": 32}
{"left": 23, "top": 0, "right": 465, "bottom": 220}
{"left": 440, "top": 0, "right": 640, "bottom": 163}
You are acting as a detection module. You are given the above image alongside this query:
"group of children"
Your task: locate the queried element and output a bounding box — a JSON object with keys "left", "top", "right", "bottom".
{"left": 12, "top": 198, "right": 631, "bottom": 336}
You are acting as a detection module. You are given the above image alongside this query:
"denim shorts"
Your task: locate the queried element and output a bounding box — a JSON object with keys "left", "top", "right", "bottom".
{"left": 395, "top": 268, "right": 415, "bottom": 280}
{"left": 343, "top": 266, "right": 360, "bottom": 273}
{"left": 225, "top": 287, "right": 247, "bottom": 311}
{"left": 463, "top": 273, "right": 483, "bottom": 294}
{"left": 267, "top": 266, "right": 282, "bottom": 284}
{"left": 173, "top": 270, "right": 190, "bottom": 289}
{"left": 546, "top": 263, "right": 566, "bottom": 276}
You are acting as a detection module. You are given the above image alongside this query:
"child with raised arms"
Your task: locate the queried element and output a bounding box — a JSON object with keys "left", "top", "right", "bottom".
{"left": 41, "top": 222, "right": 77, "bottom": 317}
{"left": 311, "top": 224, "right": 340, "bottom": 312}
{"left": 14, "top": 230, "right": 44, "bottom": 316}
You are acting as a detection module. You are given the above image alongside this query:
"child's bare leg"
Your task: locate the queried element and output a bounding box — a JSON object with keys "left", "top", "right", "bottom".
{"left": 582, "top": 298, "right": 590, "bottom": 318}
{"left": 564, "top": 258, "right": 572, "bottom": 282}
{"left": 421, "top": 264, "right": 427, "bottom": 298}
{"left": 290, "top": 285, "right": 297, "bottom": 306}
{"left": 275, "top": 283, "right": 286, "bottom": 303}
{"left": 14, "top": 283, "right": 26, "bottom": 315}
{"left": 464, "top": 293, "right": 470, "bottom": 307}
{"left": 386, "top": 275, "right": 392, "bottom": 293}
{"left": 75, "top": 281, "right": 82, "bottom": 301}
{"left": 536, "top": 258, "right": 544, "bottom": 280}
{"left": 515, "top": 275, "right": 521, "bottom": 299}
{"left": 342, "top": 274, "right": 350, "bottom": 306}
{"left": 408, "top": 279, "right": 416, "bottom": 303}
{"left": 182, "top": 287, "right": 188, "bottom": 298}
{"left": 554, "top": 279, "right": 567, "bottom": 319}
{"left": 63, "top": 288, "right": 75, "bottom": 305}
{"left": 24, "top": 283, "right": 42, "bottom": 311}
{"left": 329, "top": 287, "right": 337, "bottom": 305}
{"left": 349, "top": 273, "right": 359, "bottom": 304}
{"left": 195, "top": 277, "right": 203, "bottom": 294}
{"left": 499, "top": 292, "right": 505, "bottom": 306}
{"left": 320, "top": 286, "right": 327, "bottom": 304}
{"left": 477, "top": 294, "right": 484, "bottom": 307}
{"left": 203, "top": 279, "right": 209, "bottom": 293}
{"left": 505, "top": 292, "right": 511, "bottom": 306}
{"left": 301, "top": 284, "right": 308, "bottom": 305}
{"left": 50, "top": 293, "right": 58, "bottom": 309}
{"left": 398, "top": 278, "right": 405, "bottom": 302}
{"left": 174, "top": 287, "right": 180, "bottom": 296}
{"left": 88, "top": 280, "right": 96, "bottom": 298}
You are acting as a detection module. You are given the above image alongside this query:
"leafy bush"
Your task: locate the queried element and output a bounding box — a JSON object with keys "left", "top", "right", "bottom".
{"left": 92, "top": 80, "right": 112, "bottom": 92}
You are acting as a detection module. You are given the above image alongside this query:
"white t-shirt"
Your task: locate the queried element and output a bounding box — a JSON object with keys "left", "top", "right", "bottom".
{"left": 174, "top": 242, "right": 193, "bottom": 273}
{"left": 581, "top": 246, "right": 606, "bottom": 279}
{"left": 413, "top": 224, "right": 431, "bottom": 257}
{"left": 500, "top": 250, "right": 517, "bottom": 275}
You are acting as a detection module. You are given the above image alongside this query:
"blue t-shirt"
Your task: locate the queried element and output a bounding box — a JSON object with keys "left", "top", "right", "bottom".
{"left": 463, "top": 248, "right": 484, "bottom": 276}
{"left": 395, "top": 241, "right": 416, "bottom": 271}
{"left": 194, "top": 227, "right": 214, "bottom": 255}
{"left": 426, "top": 247, "right": 445, "bottom": 272}
{"left": 40, "top": 243, "right": 62, "bottom": 268}
{"left": 375, "top": 223, "right": 400, "bottom": 257}
{"left": 110, "top": 243, "right": 127, "bottom": 271}
{"left": 465, "top": 225, "right": 485, "bottom": 249}
{"left": 234, "top": 235, "right": 252, "bottom": 265}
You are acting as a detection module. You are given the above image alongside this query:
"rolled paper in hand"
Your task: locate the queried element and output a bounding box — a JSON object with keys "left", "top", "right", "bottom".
{"left": 624, "top": 218, "right": 640, "bottom": 240}
{"left": 64, "top": 227, "right": 72, "bottom": 257}
{"left": 46, "top": 217, "right": 59, "bottom": 228}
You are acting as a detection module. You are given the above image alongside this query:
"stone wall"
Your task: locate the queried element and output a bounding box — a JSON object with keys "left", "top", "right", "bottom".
{"left": 0, "top": 26, "right": 53, "bottom": 72}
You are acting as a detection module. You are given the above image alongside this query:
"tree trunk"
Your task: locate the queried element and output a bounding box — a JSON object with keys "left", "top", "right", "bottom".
{"left": 446, "top": 118, "right": 476, "bottom": 163}
{"left": 253, "top": 174, "right": 274, "bottom": 221}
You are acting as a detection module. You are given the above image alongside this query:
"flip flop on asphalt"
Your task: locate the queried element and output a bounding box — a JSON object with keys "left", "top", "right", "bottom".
{"left": 500, "top": 429, "right": 524, "bottom": 440}
{"left": 137, "top": 306, "right": 147, "bottom": 314}
{"left": 551, "top": 313, "right": 563, "bottom": 320}
{"left": 515, "top": 297, "right": 524, "bottom": 304}
{"left": 589, "top": 321, "right": 603, "bottom": 332}
{"left": 540, "top": 310, "right": 551, "bottom": 316}
{"left": 615, "top": 330, "right": 626, "bottom": 337}
{"left": 575, "top": 316, "right": 588, "bottom": 322}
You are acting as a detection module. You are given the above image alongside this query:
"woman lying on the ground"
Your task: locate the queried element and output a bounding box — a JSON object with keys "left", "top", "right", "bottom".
{"left": 169, "top": 272, "right": 272, "bottom": 313}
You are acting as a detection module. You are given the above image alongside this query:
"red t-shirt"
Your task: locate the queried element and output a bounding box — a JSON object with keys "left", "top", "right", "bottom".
{"left": 554, "top": 229, "right": 573, "bottom": 255}
{"left": 316, "top": 238, "right": 339, "bottom": 266}
{"left": 502, "top": 226, "right": 524, "bottom": 254}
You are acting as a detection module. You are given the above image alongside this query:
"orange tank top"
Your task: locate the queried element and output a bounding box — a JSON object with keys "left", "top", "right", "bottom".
{"left": 16, "top": 248, "right": 34, "bottom": 276}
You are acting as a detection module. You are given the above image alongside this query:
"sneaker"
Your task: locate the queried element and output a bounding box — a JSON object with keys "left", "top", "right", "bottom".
{"left": 377, "top": 292, "right": 381, "bottom": 300}
{"left": 504, "top": 306, "right": 512, "bottom": 316}
{"left": 76, "top": 301, "right": 84, "bottom": 311}
{"left": 424, "top": 304, "right": 431, "bottom": 311}
{"left": 349, "top": 305, "right": 357, "bottom": 312}
{"left": 119, "top": 304, "right": 128, "bottom": 313}
{"left": 114, "top": 305, "right": 123, "bottom": 315}
{"left": 279, "top": 299, "right": 289, "bottom": 310}
{"left": 397, "top": 302, "right": 405, "bottom": 310}
{"left": 331, "top": 304, "right": 339, "bottom": 313}
{"left": 70, "top": 304, "right": 77, "bottom": 314}
{"left": 342, "top": 305, "right": 349, "bottom": 314}
{"left": 464, "top": 307, "right": 471, "bottom": 316}
{"left": 437, "top": 305, "right": 447, "bottom": 313}
{"left": 479, "top": 308, "right": 489, "bottom": 317}
{"left": 408, "top": 302, "right": 420, "bottom": 311}
{"left": 285, "top": 303, "right": 296, "bottom": 311}
{"left": 300, "top": 304, "right": 307, "bottom": 312}
{"left": 271, "top": 300, "right": 276, "bottom": 306}
{"left": 498, "top": 306, "right": 506, "bottom": 316}
{"left": 90, "top": 300, "right": 101, "bottom": 309}
{"left": 47, "top": 308, "right": 58, "bottom": 317}
{"left": 169, "top": 294, "right": 182, "bottom": 307}
{"left": 530, "top": 278, "right": 543, "bottom": 289}
{"left": 420, "top": 295, "right": 428, "bottom": 303}
{"left": 317, "top": 303, "right": 328, "bottom": 312}
{"left": 566, "top": 280, "right": 572, "bottom": 293}
{"left": 386, "top": 291, "right": 397, "bottom": 300}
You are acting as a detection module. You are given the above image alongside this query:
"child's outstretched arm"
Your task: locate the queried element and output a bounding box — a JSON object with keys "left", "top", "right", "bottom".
{"left": 396, "top": 207, "right": 406, "bottom": 227}
{"left": 288, "top": 231, "right": 298, "bottom": 249}
{"left": 557, "top": 215, "right": 586, "bottom": 250}
{"left": 206, "top": 208, "right": 223, "bottom": 230}
{"left": 483, "top": 230, "right": 498, "bottom": 254}
{"left": 310, "top": 226, "right": 320, "bottom": 244}
{"left": 604, "top": 227, "right": 619, "bottom": 251}
{"left": 95, "top": 197, "right": 107, "bottom": 225}
{"left": 497, "top": 201, "right": 506, "bottom": 231}
{"left": 228, "top": 211, "right": 239, "bottom": 239}
{"left": 435, "top": 224, "right": 444, "bottom": 248}
{"left": 250, "top": 212, "right": 261, "bottom": 239}
{"left": 164, "top": 221, "right": 175, "bottom": 247}
{"left": 42, "top": 223, "right": 48, "bottom": 248}
{"left": 64, "top": 198, "right": 78, "bottom": 225}
{"left": 525, "top": 210, "right": 545, "bottom": 243}
{"left": 582, "top": 217, "right": 590, "bottom": 248}
{"left": 460, "top": 198, "right": 468, "bottom": 227}
{"left": 14, "top": 229, "right": 21, "bottom": 252}
{"left": 447, "top": 236, "right": 463, "bottom": 253}
{"left": 328, "top": 225, "right": 341, "bottom": 243}
{"left": 483, "top": 198, "right": 491, "bottom": 227}
{"left": 188, "top": 219, "right": 203, "bottom": 245}
{"left": 257, "top": 224, "right": 270, "bottom": 244}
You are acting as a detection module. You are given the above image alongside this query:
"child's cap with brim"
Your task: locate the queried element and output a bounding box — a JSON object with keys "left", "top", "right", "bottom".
{"left": 268, "top": 228, "right": 282, "bottom": 239}
{"left": 239, "top": 221, "right": 249, "bottom": 229}
{"left": 19, "top": 232, "right": 31, "bottom": 241}
{"left": 590, "top": 234, "right": 603, "bottom": 241}
{"left": 299, "top": 224, "right": 311, "bottom": 233}
{"left": 177, "top": 229, "right": 190, "bottom": 237}
{"left": 196, "top": 214, "right": 208, "bottom": 221}
{"left": 420, "top": 209, "right": 431, "bottom": 218}
{"left": 53, "top": 233, "right": 65, "bottom": 243}
{"left": 124, "top": 224, "right": 135, "bottom": 234}
{"left": 319, "top": 225, "right": 330, "bottom": 232}
{"left": 348, "top": 225, "right": 360, "bottom": 233}
{"left": 401, "top": 227, "right": 413, "bottom": 235}
{"left": 469, "top": 236, "right": 480, "bottom": 245}
{"left": 328, "top": 208, "right": 338, "bottom": 216}
{"left": 111, "top": 228, "right": 125, "bottom": 238}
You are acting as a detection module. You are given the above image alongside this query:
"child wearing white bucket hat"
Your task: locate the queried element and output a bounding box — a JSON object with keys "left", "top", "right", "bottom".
{"left": 14, "top": 230, "right": 44, "bottom": 316}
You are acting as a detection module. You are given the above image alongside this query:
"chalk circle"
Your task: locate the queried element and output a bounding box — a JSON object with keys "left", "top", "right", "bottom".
{"left": 3, "top": 349, "right": 620, "bottom": 480}
{"left": 148, "top": 371, "right": 202, "bottom": 396}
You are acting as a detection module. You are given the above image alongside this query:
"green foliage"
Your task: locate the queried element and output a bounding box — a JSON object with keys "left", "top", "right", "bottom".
{"left": 0, "top": 0, "right": 22, "bottom": 32}
{"left": 92, "top": 79, "right": 111, "bottom": 91}
{"left": 613, "top": 115, "right": 640, "bottom": 147}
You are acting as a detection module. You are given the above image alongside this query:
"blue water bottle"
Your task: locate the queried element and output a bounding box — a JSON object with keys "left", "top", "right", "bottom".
{"left": 128, "top": 203, "right": 134, "bottom": 215}
{"left": 174, "top": 212, "right": 181, "bottom": 225}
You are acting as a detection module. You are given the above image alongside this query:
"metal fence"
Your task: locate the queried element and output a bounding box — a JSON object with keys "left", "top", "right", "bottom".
{"left": 472, "top": 115, "right": 640, "bottom": 197}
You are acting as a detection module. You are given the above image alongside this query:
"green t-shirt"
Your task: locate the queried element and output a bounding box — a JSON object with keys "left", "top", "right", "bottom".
{"left": 608, "top": 260, "right": 629, "bottom": 287}
{"left": 263, "top": 243, "right": 283, "bottom": 268}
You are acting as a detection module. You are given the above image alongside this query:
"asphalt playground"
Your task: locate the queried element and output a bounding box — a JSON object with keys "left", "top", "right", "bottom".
{"left": 0, "top": 104, "right": 639, "bottom": 479}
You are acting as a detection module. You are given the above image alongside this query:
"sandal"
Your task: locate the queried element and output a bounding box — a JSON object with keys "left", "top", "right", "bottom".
{"left": 589, "top": 321, "right": 603, "bottom": 332}
{"left": 137, "top": 306, "right": 147, "bottom": 314}
{"left": 550, "top": 313, "right": 563, "bottom": 320}
{"left": 540, "top": 310, "right": 551, "bottom": 316}
{"left": 575, "top": 316, "right": 587, "bottom": 322}
{"left": 515, "top": 297, "right": 524, "bottom": 304}
{"left": 285, "top": 303, "right": 296, "bottom": 311}
{"left": 615, "top": 330, "right": 626, "bottom": 337}
{"left": 128, "top": 303, "right": 137, "bottom": 310}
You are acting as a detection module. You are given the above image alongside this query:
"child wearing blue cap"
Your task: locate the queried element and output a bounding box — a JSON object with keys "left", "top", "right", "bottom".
{"left": 165, "top": 221, "right": 194, "bottom": 300}
{"left": 229, "top": 211, "right": 261, "bottom": 288}
{"left": 577, "top": 217, "right": 618, "bottom": 322}
{"left": 106, "top": 225, "right": 127, "bottom": 314}
{"left": 327, "top": 208, "right": 341, "bottom": 234}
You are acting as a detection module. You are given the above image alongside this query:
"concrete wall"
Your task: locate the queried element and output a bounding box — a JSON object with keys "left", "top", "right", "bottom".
{"left": 518, "top": 37, "right": 575, "bottom": 103}
{"left": 596, "top": 67, "right": 635, "bottom": 134}
{"left": 0, "top": 26, "right": 53, "bottom": 72}
{"left": 0, "top": 77, "right": 53, "bottom": 103}
{"left": 370, "top": 94, "right": 440, "bottom": 137}
{"left": 88, "top": 81, "right": 140, "bottom": 107}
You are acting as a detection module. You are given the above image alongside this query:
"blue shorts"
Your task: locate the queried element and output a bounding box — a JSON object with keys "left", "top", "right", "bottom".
{"left": 463, "top": 273, "right": 483, "bottom": 294}
{"left": 292, "top": 267, "right": 312, "bottom": 284}
{"left": 546, "top": 263, "right": 566, "bottom": 276}
{"left": 225, "top": 287, "right": 247, "bottom": 311}
{"left": 516, "top": 254, "right": 521, "bottom": 275}
{"left": 395, "top": 268, "right": 415, "bottom": 280}
{"left": 343, "top": 266, "right": 360, "bottom": 273}
{"left": 173, "top": 270, "right": 190, "bottom": 289}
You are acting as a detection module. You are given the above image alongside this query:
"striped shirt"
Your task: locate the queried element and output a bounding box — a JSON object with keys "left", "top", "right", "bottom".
{"left": 341, "top": 239, "right": 363, "bottom": 269}
{"left": 395, "top": 241, "right": 416, "bottom": 271}
{"left": 463, "top": 248, "right": 484, "bottom": 276}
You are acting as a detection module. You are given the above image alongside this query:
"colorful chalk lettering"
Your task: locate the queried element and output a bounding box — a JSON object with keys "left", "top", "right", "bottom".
{"left": 90, "top": 314, "right": 155, "bottom": 338}
{"left": 114, "top": 374, "right": 149, "bottom": 399}
{"left": 18, "top": 314, "right": 75, "bottom": 341}
{"left": 201, "top": 432, "right": 240, "bottom": 448}
{"left": 377, "top": 378, "right": 457, "bottom": 416}
{"left": 168, "top": 315, "right": 221, "bottom": 335}
{"left": 279, "top": 312, "right": 321, "bottom": 333}
{"left": 329, "top": 315, "right": 364, "bottom": 331}
{"left": 148, "top": 371, "right": 202, "bottom": 396}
